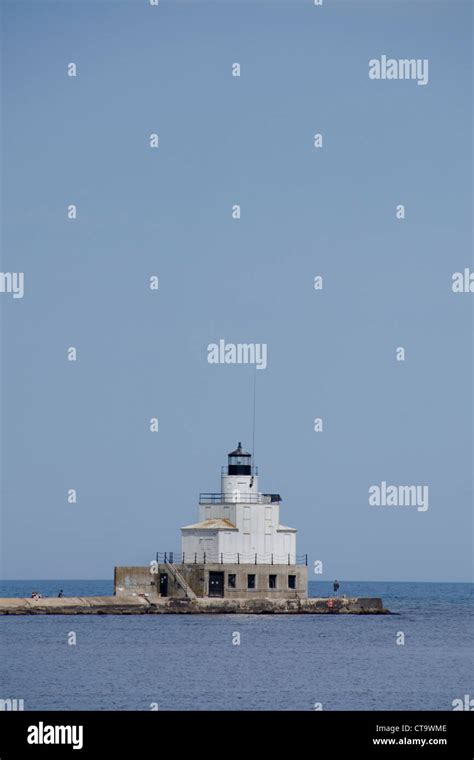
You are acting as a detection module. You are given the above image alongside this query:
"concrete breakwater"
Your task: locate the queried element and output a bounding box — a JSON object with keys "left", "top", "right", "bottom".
{"left": 0, "top": 596, "right": 388, "bottom": 615}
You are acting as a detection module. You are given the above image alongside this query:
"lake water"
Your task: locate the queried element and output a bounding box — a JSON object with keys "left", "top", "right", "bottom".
{"left": 0, "top": 581, "right": 472, "bottom": 710}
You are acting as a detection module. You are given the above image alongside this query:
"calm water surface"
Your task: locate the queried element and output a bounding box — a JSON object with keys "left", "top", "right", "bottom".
{"left": 0, "top": 581, "right": 472, "bottom": 710}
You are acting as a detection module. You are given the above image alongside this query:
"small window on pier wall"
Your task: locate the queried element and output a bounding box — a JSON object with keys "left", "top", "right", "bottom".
{"left": 288, "top": 575, "right": 296, "bottom": 590}
{"left": 269, "top": 575, "right": 277, "bottom": 589}
{"left": 228, "top": 574, "right": 236, "bottom": 588}
{"left": 247, "top": 574, "right": 256, "bottom": 589}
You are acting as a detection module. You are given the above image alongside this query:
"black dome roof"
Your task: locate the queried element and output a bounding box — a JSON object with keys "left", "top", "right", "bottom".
{"left": 228, "top": 442, "right": 251, "bottom": 457}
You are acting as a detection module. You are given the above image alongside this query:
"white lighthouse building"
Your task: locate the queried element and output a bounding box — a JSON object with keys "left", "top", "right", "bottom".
{"left": 181, "top": 443, "right": 297, "bottom": 565}
{"left": 115, "top": 441, "right": 308, "bottom": 599}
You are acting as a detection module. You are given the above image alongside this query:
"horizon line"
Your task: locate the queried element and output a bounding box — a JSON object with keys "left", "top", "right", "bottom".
{"left": 1, "top": 578, "right": 472, "bottom": 584}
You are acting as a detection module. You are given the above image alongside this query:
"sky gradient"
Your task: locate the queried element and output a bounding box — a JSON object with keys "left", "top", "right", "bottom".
{"left": 1, "top": 0, "right": 472, "bottom": 581}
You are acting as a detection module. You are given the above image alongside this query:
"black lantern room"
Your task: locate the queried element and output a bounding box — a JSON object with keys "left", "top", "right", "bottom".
{"left": 227, "top": 442, "right": 252, "bottom": 476}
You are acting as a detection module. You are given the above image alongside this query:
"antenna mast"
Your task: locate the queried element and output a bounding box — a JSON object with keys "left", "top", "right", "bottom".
{"left": 251, "top": 367, "right": 257, "bottom": 462}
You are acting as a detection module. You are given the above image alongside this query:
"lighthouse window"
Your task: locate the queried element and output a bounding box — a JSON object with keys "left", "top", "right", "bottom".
{"left": 247, "top": 574, "right": 256, "bottom": 589}
{"left": 269, "top": 575, "right": 277, "bottom": 589}
{"left": 228, "top": 574, "right": 236, "bottom": 589}
{"left": 288, "top": 575, "right": 296, "bottom": 589}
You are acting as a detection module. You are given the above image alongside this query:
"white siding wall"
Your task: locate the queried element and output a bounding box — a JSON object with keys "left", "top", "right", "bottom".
{"left": 221, "top": 474, "right": 259, "bottom": 499}
{"left": 182, "top": 530, "right": 219, "bottom": 561}
{"left": 217, "top": 529, "right": 240, "bottom": 561}
{"left": 185, "top": 469, "right": 297, "bottom": 563}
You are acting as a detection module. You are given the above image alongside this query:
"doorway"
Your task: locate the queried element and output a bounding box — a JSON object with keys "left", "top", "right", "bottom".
{"left": 208, "top": 571, "right": 224, "bottom": 597}
{"left": 159, "top": 573, "right": 168, "bottom": 597}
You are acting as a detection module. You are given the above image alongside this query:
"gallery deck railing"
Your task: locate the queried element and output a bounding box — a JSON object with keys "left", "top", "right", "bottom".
{"left": 199, "top": 493, "right": 281, "bottom": 504}
{"left": 155, "top": 551, "right": 308, "bottom": 566}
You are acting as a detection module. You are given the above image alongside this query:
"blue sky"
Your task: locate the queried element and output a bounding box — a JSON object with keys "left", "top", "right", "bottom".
{"left": 1, "top": 0, "right": 472, "bottom": 581}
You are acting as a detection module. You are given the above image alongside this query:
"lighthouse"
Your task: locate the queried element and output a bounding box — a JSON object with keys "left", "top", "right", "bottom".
{"left": 159, "top": 443, "right": 306, "bottom": 598}
{"left": 115, "top": 442, "right": 308, "bottom": 600}
{"left": 181, "top": 443, "right": 297, "bottom": 565}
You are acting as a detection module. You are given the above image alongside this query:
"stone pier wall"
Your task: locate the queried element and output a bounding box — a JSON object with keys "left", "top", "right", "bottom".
{"left": 0, "top": 595, "right": 388, "bottom": 615}
{"left": 114, "top": 563, "right": 308, "bottom": 600}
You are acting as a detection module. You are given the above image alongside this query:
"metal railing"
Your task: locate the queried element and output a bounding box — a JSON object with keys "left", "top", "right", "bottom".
{"left": 156, "top": 551, "right": 308, "bottom": 566}
{"left": 199, "top": 493, "right": 281, "bottom": 504}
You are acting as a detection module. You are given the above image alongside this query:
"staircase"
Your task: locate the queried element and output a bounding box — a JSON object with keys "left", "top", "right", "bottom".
{"left": 165, "top": 562, "right": 197, "bottom": 600}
